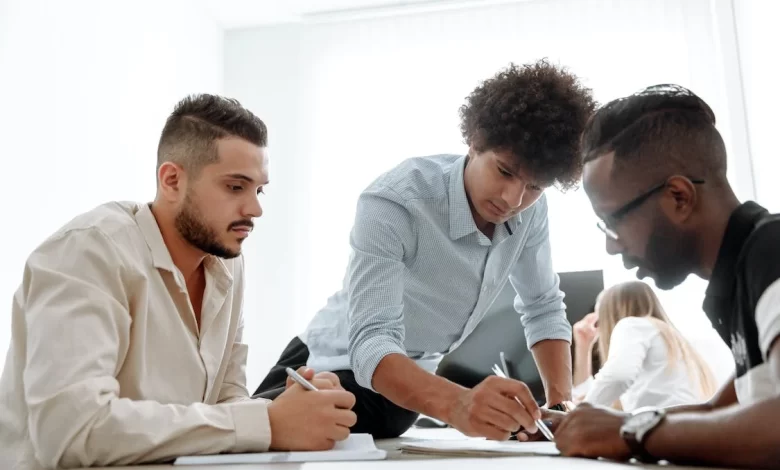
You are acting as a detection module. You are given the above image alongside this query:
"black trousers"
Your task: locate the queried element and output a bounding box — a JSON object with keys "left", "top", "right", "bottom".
{"left": 253, "top": 337, "right": 419, "bottom": 439}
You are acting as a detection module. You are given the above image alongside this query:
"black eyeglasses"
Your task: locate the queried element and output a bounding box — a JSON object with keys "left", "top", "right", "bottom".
{"left": 597, "top": 177, "right": 705, "bottom": 241}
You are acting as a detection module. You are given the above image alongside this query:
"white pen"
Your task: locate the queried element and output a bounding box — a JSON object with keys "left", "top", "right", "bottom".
{"left": 492, "top": 362, "right": 556, "bottom": 442}
{"left": 285, "top": 367, "right": 319, "bottom": 391}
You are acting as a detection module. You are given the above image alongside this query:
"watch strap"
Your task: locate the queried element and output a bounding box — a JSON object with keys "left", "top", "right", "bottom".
{"left": 622, "top": 429, "right": 659, "bottom": 463}
{"left": 621, "top": 411, "right": 664, "bottom": 463}
{"left": 548, "top": 403, "right": 567, "bottom": 412}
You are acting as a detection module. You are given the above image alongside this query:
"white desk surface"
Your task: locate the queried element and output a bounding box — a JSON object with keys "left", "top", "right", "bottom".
{"left": 87, "top": 428, "right": 730, "bottom": 470}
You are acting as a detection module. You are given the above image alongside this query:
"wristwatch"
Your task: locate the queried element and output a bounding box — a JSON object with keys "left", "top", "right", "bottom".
{"left": 620, "top": 407, "right": 666, "bottom": 463}
{"left": 547, "top": 401, "right": 573, "bottom": 412}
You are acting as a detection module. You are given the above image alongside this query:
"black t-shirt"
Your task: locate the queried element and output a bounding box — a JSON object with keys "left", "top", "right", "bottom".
{"left": 703, "top": 201, "right": 780, "bottom": 379}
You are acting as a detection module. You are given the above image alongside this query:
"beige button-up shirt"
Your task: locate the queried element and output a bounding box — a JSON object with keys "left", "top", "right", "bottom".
{"left": 0, "top": 202, "right": 271, "bottom": 470}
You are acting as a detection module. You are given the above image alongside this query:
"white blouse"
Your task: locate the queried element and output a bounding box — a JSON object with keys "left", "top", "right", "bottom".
{"left": 573, "top": 316, "right": 705, "bottom": 411}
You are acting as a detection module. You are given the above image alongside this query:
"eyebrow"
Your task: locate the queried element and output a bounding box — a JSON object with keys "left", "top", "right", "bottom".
{"left": 496, "top": 160, "right": 541, "bottom": 185}
{"left": 496, "top": 160, "right": 517, "bottom": 174}
{"left": 224, "top": 173, "right": 269, "bottom": 185}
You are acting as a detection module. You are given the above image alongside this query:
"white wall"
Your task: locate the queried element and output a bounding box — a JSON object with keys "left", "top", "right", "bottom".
{"left": 2, "top": 0, "right": 752, "bottom": 386}
{"left": 227, "top": 0, "right": 743, "bottom": 387}
{"left": 0, "top": 0, "right": 224, "bottom": 373}
{"left": 734, "top": 0, "right": 780, "bottom": 213}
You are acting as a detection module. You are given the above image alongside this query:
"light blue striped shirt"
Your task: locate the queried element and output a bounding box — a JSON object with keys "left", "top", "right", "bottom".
{"left": 301, "top": 155, "right": 571, "bottom": 391}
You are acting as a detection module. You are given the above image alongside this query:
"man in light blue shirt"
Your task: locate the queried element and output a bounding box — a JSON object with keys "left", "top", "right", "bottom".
{"left": 255, "top": 59, "right": 596, "bottom": 439}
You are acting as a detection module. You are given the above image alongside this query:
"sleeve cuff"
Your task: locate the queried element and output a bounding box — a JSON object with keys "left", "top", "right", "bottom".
{"left": 229, "top": 400, "right": 272, "bottom": 452}
{"left": 758, "top": 317, "right": 780, "bottom": 360}
{"left": 524, "top": 310, "right": 572, "bottom": 349}
{"left": 350, "top": 336, "right": 406, "bottom": 392}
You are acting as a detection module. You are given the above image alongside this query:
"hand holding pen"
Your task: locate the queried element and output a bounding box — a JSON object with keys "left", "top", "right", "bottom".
{"left": 284, "top": 366, "right": 343, "bottom": 391}
{"left": 266, "top": 367, "right": 357, "bottom": 451}
{"left": 491, "top": 364, "right": 556, "bottom": 442}
{"left": 446, "top": 363, "right": 542, "bottom": 441}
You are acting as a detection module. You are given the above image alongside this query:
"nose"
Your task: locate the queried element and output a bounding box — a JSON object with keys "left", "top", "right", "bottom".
{"left": 244, "top": 194, "right": 263, "bottom": 219}
{"left": 502, "top": 182, "right": 526, "bottom": 209}
{"left": 605, "top": 236, "right": 622, "bottom": 256}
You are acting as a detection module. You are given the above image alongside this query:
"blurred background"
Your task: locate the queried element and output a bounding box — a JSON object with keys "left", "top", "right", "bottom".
{"left": 1, "top": 0, "right": 776, "bottom": 388}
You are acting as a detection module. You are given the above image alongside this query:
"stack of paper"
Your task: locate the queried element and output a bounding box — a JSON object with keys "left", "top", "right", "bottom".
{"left": 173, "top": 434, "right": 386, "bottom": 465}
{"left": 399, "top": 439, "right": 559, "bottom": 458}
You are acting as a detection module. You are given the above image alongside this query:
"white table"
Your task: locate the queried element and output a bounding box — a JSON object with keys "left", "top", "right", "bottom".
{"left": 87, "top": 428, "right": 729, "bottom": 470}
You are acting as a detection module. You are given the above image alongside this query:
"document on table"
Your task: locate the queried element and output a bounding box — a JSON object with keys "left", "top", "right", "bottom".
{"left": 399, "top": 438, "right": 560, "bottom": 457}
{"left": 173, "top": 434, "right": 386, "bottom": 465}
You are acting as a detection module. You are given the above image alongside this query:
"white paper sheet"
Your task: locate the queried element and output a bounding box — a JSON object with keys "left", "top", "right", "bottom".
{"left": 399, "top": 438, "right": 560, "bottom": 458}
{"left": 173, "top": 434, "right": 386, "bottom": 465}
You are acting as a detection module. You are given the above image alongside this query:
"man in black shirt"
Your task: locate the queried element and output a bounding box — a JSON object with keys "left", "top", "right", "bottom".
{"left": 550, "top": 85, "right": 780, "bottom": 468}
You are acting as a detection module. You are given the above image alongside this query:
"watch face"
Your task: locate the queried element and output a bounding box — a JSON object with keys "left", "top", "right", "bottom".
{"left": 623, "top": 409, "right": 664, "bottom": 441}
{"left": 628, "top": 411, "right": 659, "bottom": 428}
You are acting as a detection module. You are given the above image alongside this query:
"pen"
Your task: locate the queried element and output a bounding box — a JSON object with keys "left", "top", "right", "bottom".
{"left": 285, "top": 367, "right": 319, "bottom": 391}
{"left": 500, "top": 351, "right": 510, "bottom": 378}
{"left": 491, "top": 362, "right": 556, "bottom": 442}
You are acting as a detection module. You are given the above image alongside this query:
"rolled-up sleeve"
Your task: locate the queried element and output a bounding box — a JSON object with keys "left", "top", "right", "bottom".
{"left": 22, "top": 229, "right": 271, "bottom": 469}
{"left": 346, "top": 188, "right": 416, "bottom": 391}
{"left": 509, "top": 195, "right": 572, "bottom": 348}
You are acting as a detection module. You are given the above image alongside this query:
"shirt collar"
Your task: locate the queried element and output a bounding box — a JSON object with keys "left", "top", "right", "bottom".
{"left": 135, "top": 203, "right": 233, "bottom": 287}
{"left": 705, "top": 201, "right": 768, "bottom": 301}
{"left": 448, "top": 155, "right": 521, "bottom": 240}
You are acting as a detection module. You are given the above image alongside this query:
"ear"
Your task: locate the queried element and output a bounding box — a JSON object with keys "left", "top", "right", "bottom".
{"left": 663, "top": 176, "right": 697, "bottom": 222}
{"left": 467, "top": 143, "right": 477, "bottom": 159}
{"left": 157, "top": 162, "right": 187, "bottom": 202}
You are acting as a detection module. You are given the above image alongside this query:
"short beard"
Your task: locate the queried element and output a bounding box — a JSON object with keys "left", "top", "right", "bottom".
{"left": 644, "top": 213, "right": 697, "bottom": 290}
{"left": 175, "top": 193, "right": 239, "bottom": 259}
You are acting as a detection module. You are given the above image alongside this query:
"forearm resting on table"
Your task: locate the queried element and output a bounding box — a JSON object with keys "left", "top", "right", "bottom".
{"left": 665, "top": 376, "right": 736, "bottom": 415}
{"left": 645, "top": 396, "right": 780, "bottom": 469}
{"left": 372, "top": 353, "right": 465, "bottom": 421}
{"left": 531, "top": 339, "right": 572, "bottom": 405}
{"left": 28, "top": 390, "right": 270, "bottom": 468}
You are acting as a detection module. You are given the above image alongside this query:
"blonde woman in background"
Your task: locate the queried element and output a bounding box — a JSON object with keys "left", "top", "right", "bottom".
{"left": 572, "top": 281, "right": 716, "bottom": 411}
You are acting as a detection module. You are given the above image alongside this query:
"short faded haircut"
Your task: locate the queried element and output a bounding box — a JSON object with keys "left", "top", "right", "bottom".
{"left": 157, "top": 94, "right": 267, "bottom": 176}
{"left": 581, "top": 84, "right": 727, "bottom": 187}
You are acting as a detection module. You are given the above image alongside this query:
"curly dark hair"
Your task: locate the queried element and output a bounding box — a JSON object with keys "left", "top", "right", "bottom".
{"left": 459, "top": 59, "right": 596, "bottom": 190}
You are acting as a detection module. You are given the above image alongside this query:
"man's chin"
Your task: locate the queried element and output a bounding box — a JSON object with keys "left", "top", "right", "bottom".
{"left": 637, "top": 269, "right": 686, "bottom": 290}
{"left": 487, "top": 214, "right": 513, "bottom": 226}
{"left": 655, "top": 277, "right": 687, "bottom": 290}
{"left": 479, "top": 203, "right": 511, "bottom": 225}
{"left": 222, "top": 245, "right": 242, "bottom": 259}
{"left": 205, "top": 243, "right": 241, "bottom": 259}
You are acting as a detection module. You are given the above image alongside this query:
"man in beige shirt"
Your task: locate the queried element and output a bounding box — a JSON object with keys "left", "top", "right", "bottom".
{"left": 0, "top": 94, "right": 357, "bottom": 470}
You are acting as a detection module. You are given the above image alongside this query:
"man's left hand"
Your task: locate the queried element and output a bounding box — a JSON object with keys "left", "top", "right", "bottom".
{"left": 554, "top": 403, "right": 632, "bottom": 460}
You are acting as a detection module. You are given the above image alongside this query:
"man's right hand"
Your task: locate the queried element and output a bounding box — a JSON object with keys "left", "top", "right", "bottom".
{"left": 285, "top": 366, "right": 344, "bottom": 391}
{"left": 267, "top": 385, "right": 357, "bottom": 451}
{"left": 446, "top": 375, "right": 541, "bottom": 441}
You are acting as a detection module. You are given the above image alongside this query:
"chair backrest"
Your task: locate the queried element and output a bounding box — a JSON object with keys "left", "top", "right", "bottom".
{"left": 436, "top": 269, "right": 604, "bottom": 402}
